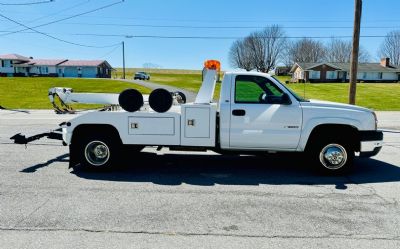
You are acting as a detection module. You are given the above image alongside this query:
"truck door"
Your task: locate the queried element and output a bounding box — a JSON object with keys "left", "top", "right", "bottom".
{"left": 229, "top": 75, "right": 302, "bottom": 150}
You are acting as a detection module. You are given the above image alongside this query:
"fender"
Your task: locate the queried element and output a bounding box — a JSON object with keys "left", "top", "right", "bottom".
{"left": 298, "top": 117, "right": 362, "bottom": 151}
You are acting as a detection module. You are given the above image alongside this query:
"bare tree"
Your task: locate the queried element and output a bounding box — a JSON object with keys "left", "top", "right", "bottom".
{"left": 229, "top": 25, "right": 286, "bottom": 73}
{"left": 287, "top": 38, "right": 326, "bottom": 63}
{"left": 325, "top": 38, "right": 370, "bottom": 63}
{"left": 379, "top": 30, "right": 400, "bottom": 66}
{"left": 229, "top": 39, "right": 253, "bottom": 71}
{"left": 248, "top": 25, "right": 287, "bottom": 72}
{"left": 281, "top": 40, "right": 295, "bottom": 68}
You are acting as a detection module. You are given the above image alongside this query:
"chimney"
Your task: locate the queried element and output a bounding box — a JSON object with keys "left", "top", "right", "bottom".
{"left": 380, "top": 58, "right": 390, "bottom": 67}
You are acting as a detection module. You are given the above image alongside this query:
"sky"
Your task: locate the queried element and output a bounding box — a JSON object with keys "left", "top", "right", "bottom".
{"left": 0, "top": 0, "right": 399, "bottom": 70}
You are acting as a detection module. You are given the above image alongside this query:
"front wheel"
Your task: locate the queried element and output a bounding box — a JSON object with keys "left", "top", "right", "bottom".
{"left": 308, "top": 139, "right": 354, "bottom": 175}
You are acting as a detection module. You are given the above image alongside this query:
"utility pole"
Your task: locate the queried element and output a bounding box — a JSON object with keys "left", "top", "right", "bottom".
{"left": 349, "top": 0, "right": 362, "bottom": 105}
{"left": 122, "top": 41, "right": 126, "bottom": 79}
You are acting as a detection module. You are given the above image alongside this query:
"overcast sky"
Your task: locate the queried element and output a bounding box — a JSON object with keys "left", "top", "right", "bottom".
{"left": 0, "top": 0, "right": 399, "bottom": 70}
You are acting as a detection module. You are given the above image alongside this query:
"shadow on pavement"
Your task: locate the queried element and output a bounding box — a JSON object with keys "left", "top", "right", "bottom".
{"left": 20, "top": 153, "right": 69, "bottom": 173}
{"left": 69, "top": 152, "right": 400, "bottom": 188}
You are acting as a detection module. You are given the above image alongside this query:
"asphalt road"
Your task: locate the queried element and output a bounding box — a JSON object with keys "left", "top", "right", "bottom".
{"left": 0, "top": 110, "right": 400, "bottom": 248}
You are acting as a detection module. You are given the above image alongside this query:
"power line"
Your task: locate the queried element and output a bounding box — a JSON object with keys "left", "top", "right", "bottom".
{"left": 2, "top": 0, "right": 91, "bottom": 32}
{"left": 56, "top": 23, "right": 400, "bottom": 30}
{"left": 27, "top": 0, "right": 91, "bottom": 24}
{"left": 0, "top": 0, "right": 54, "bottom": 5}
{"left": 0, "top": 30, "right": 391, "bottom": 40}
{"left": 0, "top": 12, "right": 122, "bottom": 48}
{"left": 98, "top": 44, "right": 121, "bottom": 59}
{"left": 0, "top": 0, "right": 124, "bottom": 37}
{"left": 68, "top": 34, "right": 394, "bottom": 39}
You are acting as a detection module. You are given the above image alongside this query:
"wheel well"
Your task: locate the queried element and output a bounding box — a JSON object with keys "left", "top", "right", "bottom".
{"left": 306, "top": 124, "right": 360, "bottom": 152}
{"left": 71, "top": 124, "right": 122, "bottom": 145}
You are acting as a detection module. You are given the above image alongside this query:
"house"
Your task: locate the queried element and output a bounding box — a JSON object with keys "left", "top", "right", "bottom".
{"left": 0, "top": 54, "right": 31, "bottom": 76}
{"left": 290, "top": 58, "right": 400, "bottom": 83}
{"left": 58, "top": 60, "right": 112, "bottom": 78}
{"left": 14, "top": 59, "right": 68, "bottom": 77}
{"left": 274, "top": 66, "right": 291, "bottom": 76}
{"left": 0, "top": 53, "right": 113, "bottom": 78}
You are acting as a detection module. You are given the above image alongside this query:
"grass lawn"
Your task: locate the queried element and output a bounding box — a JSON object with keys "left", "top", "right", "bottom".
{"left": 288, "top": 83, "right": 400, "bottom": 110}
{"left": 0, "top": 77, "right": 151, "bottom": 109}
{"left": 1, "top": 72, "right": 399, "bottom": 110}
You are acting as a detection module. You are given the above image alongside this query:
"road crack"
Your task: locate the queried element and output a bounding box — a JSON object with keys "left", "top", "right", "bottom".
{"left": 0, "top": 227, "right": 399, "bottom": 241}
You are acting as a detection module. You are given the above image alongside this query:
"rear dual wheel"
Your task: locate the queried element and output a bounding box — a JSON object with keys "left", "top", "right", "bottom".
{"left": 75, "top": 134, "right": 120, "bottom": 170}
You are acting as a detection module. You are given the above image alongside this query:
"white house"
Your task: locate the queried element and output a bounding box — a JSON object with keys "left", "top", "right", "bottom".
{"left": 0, "top": 54, "right": 31, "bottom": 76}
{"left": 290, "top": 58, "right": 400, "bottom": 83}
{"left": 0, "top": 53, "right": 113, "bottom": 78}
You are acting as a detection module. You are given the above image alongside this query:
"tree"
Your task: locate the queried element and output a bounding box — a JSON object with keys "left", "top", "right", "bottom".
{"left": 249, "top": 25, "right": 287, "bottom": 73}
{"left": 379, "top": 30, "right": 400, "bottom": 66}
{"left": 229, "top": 25, "right": 286, "bottom": 73}
{"left": 229, "top": 38, "right": 253, "bottom": 71}
{"left": 287, "top": 38, "right": 326, "bottom": 63}
{"left": 325, "top": 38, "right": 370, "bottom": 63}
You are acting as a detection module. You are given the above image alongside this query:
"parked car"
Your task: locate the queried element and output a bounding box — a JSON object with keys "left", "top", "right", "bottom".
{"left": 134, "top": 72, "right": 150, "bottom": 80}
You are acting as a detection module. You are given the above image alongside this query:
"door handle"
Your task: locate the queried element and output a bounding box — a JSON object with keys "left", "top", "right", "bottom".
{"left": 232, "top": 109, "right": 246, "bottom": 116}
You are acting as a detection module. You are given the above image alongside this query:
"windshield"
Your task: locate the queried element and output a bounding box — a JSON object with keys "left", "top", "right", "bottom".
{"left": 271, "top": 76, "right": 309, "bottom": 102}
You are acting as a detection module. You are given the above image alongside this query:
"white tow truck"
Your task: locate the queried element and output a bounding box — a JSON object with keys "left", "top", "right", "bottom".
{"left": 11, "top": 60, "right": 383, "bottom": 174}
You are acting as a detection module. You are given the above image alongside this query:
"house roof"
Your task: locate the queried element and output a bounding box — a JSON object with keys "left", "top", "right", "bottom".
{"left": 59, "top": 60, "right": 111, "bottom": 67}
{"left": 0, "top": 53, "right": 30, "bottom": 61}
{"left": 0, "top": 53, "right": 113, "bottom": 68}
{"left": 18, "top": 59, "right": 68, "bottom": 66}
{"left": 292, "top": 62, "right": 400, "bottom": 73}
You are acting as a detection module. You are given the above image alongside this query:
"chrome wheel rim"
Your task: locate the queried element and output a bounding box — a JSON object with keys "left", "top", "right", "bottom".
{"left": 84, "top": 141, "right": 110, "bottom": 166}
{"left": 319, "top": 144, "right": 347, "bottom": 170}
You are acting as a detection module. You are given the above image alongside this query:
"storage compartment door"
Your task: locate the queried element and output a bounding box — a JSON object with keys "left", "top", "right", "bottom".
{"left": 185, "top": 108, "right": 210, "bottom": 138}
{"left": 129, "top": 117, "right": 175, "bottom": 135}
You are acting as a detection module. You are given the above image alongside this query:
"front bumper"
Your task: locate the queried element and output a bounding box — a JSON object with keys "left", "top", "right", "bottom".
{"left": 359, "top": 130, "right": 383, "bottom": 157}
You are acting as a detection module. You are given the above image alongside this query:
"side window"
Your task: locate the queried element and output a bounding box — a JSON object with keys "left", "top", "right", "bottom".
{"left": 235, "top": 75, "right": 283, "bottom": 104}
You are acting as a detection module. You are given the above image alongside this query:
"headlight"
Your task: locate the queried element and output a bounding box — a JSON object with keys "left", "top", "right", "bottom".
{"left": 372, "top": 112, "right": 378, "bottom": 130}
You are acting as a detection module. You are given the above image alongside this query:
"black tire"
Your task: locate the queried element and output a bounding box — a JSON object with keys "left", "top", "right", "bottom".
{"left": 76, "top": 133, "right": 120, "bottom": 171}
{"left": 118, "top": 88, "right": 144, "bottom": 112}
{"left": 176, "top": 91, "right": 186, "bottom": 103}
{"left": 148, "top": 88, "right": 173, "bottom": 113}
{"left": 308, "top": 137, "right": 354, "bottom": 175}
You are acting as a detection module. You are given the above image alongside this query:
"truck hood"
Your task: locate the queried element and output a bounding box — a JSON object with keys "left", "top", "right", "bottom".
{"left": 301, "top": 99, "right": 373, "bottom": 113}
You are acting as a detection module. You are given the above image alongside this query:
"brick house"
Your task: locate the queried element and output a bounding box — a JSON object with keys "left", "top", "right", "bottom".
{"left": 290, "top": 58, "right": 400, "bottom": 83}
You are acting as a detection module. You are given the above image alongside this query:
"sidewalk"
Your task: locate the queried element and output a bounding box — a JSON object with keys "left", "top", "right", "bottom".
{"left": 376, "top": 111, "right": 400, "bottom": 130}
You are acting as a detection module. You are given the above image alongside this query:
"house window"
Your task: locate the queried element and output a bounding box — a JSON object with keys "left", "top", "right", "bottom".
{"left": 41, "top": 67, "right": 48, "bottom": 74}
{"left": 378, "top": 72, "right": 383, "bottom": 79}
{"left": 363, "top": 72, "right": 367, "bottom": 79}
{"left": 1, "top": 60, "right": 3, "bottom": 67}
{"left": 310, "top": 71, "right": 320, "bottom": 79}
{"left": 326, "top": 71, "right": 337, "bottom": 80}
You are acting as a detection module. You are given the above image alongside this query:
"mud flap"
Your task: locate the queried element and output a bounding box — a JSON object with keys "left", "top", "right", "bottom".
{"left": 68, "top": 144, "right": 80, "bottom": 168}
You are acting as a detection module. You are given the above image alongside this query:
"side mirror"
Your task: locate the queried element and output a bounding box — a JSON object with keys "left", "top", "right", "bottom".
{"left": 261, "top": 93, "right": 292, "bottom": 105}
{"left": 281, "top": 93, "right": 292, "bottom": 105}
